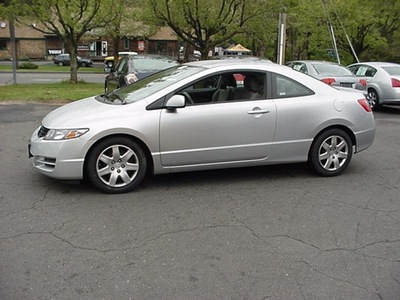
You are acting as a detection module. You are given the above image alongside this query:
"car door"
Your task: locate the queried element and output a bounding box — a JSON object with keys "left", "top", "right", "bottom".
{"left": 159, "top": 72, "right": 277, "bottom": 167}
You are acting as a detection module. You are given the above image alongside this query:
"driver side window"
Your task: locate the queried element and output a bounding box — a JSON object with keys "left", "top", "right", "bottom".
{"left": 178, "top": 72, "right": 266, "bottom": 105}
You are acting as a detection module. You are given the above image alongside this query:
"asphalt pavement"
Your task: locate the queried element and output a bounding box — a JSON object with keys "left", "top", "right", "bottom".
{"left": 0, "top": 103, "right": 399, "bottom": 300}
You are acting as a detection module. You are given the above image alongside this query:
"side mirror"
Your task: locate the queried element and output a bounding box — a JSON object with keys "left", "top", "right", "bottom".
{"left": 165, "top": 94, "right": 186, "bottom": 109}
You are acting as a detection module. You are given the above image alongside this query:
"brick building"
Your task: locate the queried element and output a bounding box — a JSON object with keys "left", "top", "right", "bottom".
{"left": 0, "top": 21, "right": 179, "bottom": 61}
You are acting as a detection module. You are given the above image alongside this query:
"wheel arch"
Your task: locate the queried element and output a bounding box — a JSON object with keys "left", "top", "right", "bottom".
{"left": 308, "top": 125, "right": 356, "bottom": 160}
{"left": 83, "top": 133, "right": 154, "bottom": 179}
{"left": 367, "top": 86, "right": 380, "bottom": 100}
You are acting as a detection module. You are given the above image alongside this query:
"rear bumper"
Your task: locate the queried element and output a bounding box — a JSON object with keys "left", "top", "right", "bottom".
{"left": 355, "top": 126, "right": 376, "bottom": 153}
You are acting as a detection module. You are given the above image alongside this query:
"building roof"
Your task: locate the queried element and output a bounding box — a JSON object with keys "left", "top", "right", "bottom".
{"left": 149, "top": 27, "right": 177, "bottom": 41}
{"left": 0, "top": 21, "right": 54, "bottom": 39}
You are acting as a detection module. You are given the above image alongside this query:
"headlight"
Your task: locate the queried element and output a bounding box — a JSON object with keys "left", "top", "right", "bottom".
{"left": 44, "top": 128, "right": 89, "bottom": 140}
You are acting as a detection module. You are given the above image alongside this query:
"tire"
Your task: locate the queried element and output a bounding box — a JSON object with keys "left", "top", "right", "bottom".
{"left": 58, "top": 61, "right": 64, "bottom": 66}
{"left": 86, "top": 137, "right": 147, "bottom": 193}
{"left": 80, "top": 62, "right": 87, "bottom": 67}
{"left": 368, "top": 89, "right": 380, "bottom": 110}
{"left": 309, "top": 129, "right": 353, "bottom": 177}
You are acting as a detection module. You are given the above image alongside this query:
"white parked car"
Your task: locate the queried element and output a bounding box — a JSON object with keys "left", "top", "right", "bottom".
{"left": 29, "top": 59, "right": 376, "bottom": 193}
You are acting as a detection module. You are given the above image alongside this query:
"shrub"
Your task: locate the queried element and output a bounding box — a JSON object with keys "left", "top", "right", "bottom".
{"left": 18, "top": 62, "right": 39, "bottom": 69}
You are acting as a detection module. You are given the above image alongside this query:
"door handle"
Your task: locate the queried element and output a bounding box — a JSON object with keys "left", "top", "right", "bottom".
{"left": 247, "top": 107, "right": 270, "bottom": 115}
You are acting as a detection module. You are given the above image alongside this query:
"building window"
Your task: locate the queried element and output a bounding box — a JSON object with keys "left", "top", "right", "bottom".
{"left": 157, "top": 41, "right": 167, "bottom": 54}
{"left": 124, "top": 38, "right": 129, "bottom": 50}
{"left": 0, "top": 40, "right": 7, "bottom": 51}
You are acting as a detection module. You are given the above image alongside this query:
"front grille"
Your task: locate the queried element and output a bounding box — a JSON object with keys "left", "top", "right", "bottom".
{"left": 38, "top": 126, "right": 49, "bottom": 138}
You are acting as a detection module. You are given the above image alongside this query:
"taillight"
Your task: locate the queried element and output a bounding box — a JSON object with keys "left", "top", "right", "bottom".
{"left": 321, "top": 78, "right": 336, "bottom": 85}
{"left": 359, "top": 79, "right": 367, "bottom": 86}
{"left": 391, "top": 78, "right": 400, "bottom": 87}
{"left": 358, "top": 99, "right": 372, "bottom": 112}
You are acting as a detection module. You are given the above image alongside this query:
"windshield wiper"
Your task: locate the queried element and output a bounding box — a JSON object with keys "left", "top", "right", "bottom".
{"left": 103, "top": 92, "right": 126, "bottom": 104}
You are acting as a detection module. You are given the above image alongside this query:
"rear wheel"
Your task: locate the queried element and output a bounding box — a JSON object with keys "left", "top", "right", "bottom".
{"left": 86, "top": 137, "right": 147, "bottom": 193}
{"left": 80, "top": 62, "right": 87, "bottom": 67}
{"left": 309, "top": 129, "right": 352, "bottom": 177}
{"left": 58, "top": 61, "right": 64, "bottom": 66}
{"left": 368, "top": 89, "right": 380, "bottom": 110}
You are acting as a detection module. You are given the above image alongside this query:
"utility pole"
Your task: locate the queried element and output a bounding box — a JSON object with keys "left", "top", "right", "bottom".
{"left": 277, "top": 10, "right": 286, "bottom": 65}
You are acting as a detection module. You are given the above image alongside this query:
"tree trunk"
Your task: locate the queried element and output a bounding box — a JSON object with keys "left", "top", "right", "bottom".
{"left": 66, "top": 40, "right": 79, "bottom": 83}
{"left": 113, "top": 36, "right": 120, "bottom": 66}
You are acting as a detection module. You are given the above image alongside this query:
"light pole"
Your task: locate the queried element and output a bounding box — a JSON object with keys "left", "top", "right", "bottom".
{"left": 277, "top": 10, "right": 286, "bottom": 65}
{"left": 9, "top": 17, "right": 17, "bottom": 84}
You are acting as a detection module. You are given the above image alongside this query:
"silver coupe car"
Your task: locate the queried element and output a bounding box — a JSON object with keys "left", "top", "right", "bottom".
{"left": 29, "top": 59, "right": 376, "bottom": 193}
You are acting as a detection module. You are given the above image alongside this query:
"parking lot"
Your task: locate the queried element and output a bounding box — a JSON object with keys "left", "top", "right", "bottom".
{"left": 0, "top": 103, "right": 399, "bottom": 300}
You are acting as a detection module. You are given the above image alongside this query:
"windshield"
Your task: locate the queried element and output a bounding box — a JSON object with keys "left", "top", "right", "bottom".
{"left": 381, "top": 66, "right": 400, "bottom": 76}
{"left": 313, "top": 64, "right": 353, "bottom": 76}
{"left": 104, "top": 65, "right": 203, "bottom": 104}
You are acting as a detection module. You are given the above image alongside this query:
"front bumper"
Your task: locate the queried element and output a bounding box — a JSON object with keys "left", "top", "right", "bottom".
{"left": 29, "top": 127, "right": 88, "bottom": 180}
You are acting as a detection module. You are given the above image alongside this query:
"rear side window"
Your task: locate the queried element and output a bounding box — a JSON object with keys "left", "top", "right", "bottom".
{"left": 352, "top": 65, "right": 377, "bottom": 77}
{"left": 272, "top": 74, "right": 314, "bottom": 98}
{"left": 292, "top": 63, "right": 308, "bottom": 74}
{"left": 381, "top": 66, "right": 400, "bottom": 76}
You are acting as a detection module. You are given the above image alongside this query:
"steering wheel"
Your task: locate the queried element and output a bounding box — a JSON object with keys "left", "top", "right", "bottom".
{"left": 180, "top": 92, "right": 194, "bottom": 105}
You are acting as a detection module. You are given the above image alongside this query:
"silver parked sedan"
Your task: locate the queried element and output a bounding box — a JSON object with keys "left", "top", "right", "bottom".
{"left": 29, "top": 59, "right": 376, "bottom": 193}
{"left": 347, "top": 62, "right": 400, "bottom": 109}
{"left": 286, "top": 60, "right": 367, "bottom": 93}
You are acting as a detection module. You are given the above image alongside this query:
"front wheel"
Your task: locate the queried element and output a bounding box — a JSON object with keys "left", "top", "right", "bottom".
{"left": 86, "top": 137, "right": 147, "bottom": 193}
{"left": 309, "top": 129, "right": 353, "bottom": 177}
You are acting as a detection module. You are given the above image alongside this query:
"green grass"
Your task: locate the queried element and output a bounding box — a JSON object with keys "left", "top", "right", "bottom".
{"left": 0, "top": 82, "right": 104, "bottom": 102}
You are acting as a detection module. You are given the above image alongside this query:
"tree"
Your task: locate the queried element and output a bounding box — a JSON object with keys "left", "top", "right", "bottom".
{"left": 13, "top": 0, "right": 119, "bottom": 82}
{"left": 1, "top": 0, "right": 18, "bottom": 83}
{"left": 100, "top": 0, "right": 157, "bottom": 65}
{"left": 238, "top": 1, "right": 286, "bottom": 61}
{"left": 290, "top": 0, "right": 400, "bottom": 64}
{"left": 325, "top": 0, "right": 384, "bottom": 64}
{"left": 145, "top": 0, "right": 266, "bottom": 60}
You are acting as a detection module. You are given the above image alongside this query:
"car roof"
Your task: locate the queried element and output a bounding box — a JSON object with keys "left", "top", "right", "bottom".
{"left": 126, "top": 54, "right": 179, "bottom": 63}
{"left": 288, "top": 60, "right": 341, "bottom": 65}
{"left": 185, "top": 57, "right": 274, "bottom": 69}
{"left": 127, "top": 54, "right": 175, "bottom": 58}
{"left": 119, "top": 51, "right": 137, "bottom": 55}
{"left": 350, "top": 62, "right": 400, "bottom": 67}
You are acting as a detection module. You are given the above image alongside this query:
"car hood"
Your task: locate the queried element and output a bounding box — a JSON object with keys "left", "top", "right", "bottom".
{"left": 42, "top": 96, "right": 132, "bottom": 128}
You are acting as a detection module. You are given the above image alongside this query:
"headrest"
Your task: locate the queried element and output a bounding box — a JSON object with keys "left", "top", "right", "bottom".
{"left": 221, "top": 74, "right": 237, "bottom": 88}
{"left": 244, "top": 75, "right": 262, "bottom": 93}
